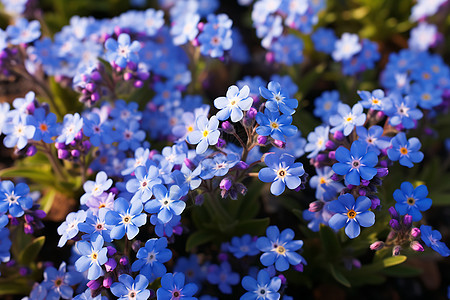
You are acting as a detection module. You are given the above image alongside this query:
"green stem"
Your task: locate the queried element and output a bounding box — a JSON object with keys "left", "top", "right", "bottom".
{"left": 41, "top": 141, "right": 65, "bottom": 179}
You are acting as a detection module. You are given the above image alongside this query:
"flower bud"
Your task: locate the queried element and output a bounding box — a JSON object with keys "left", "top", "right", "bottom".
{"left": 377, "top": 167, "right": 389, "bottom": 177}
{"left": 103, "top": 276, "right": 113, "bottom": 288}
{"left": 257, "top": 135, "right": 267, "bottom": 145}
{"left": 132, "top": 240, "right": 141, "bottom": 252}
{"left": 293, "top": 264, "right": 303, "bottom": 273}
{"left": 316, "top": 154, "right": 327, "bottom": 162}
{"left": 328, "top": 151, "right": 335, "bottom": 160}
{"left": 247, "top": 107, "right": 257, "bottom": 119}
{"left": 24, "top": 223, "right": 33, "bottom": 235}
{"left": 218, "top": 253, "right": 228, "bottom": 262}
{"left": 403, "top": 214, "right": 412, "bottom": 228}
{"left": 105, "top": 257, "right": 117, "bottom": 272}
{"left": 221, "top": 121, "right": 235, "bottom": 134}
{"left": 388, "top": 207, "right": 399, "bottom": 219}
{"left": 272, "top": 139, "right": 285, "bottom": 149}
{"left": 331, "top": 173, "right": 340, "bottom": 181}
{"left": 392, "top": 245, "right": 401, "bottom": 256}
{"left": 107, "top": 246, "right": 117, "bottom": 256}
{"left": 71, "top": 149, "right": 80, "bottom": 158}
{"left": 389, "top": 219, "right": 400, "bottom": 230}
{"left": 87, "top": 279, "right": 101, "bottom": 290}
{"left": 217, "top": 138, "right": 226, "bottom": 148}
{"left": 119, "top": 256, "right": 129, "bottom": 266}
{"left": 410, "top": 241, "right": 424, "bottom": 252}
{"left": 370, "top": 197, "right": 380, "bottom": 210}
{"left": 411, "top": 227, "right": 421, "bottom": 238}
{"left": 325, "top": 140, "right": 336, "bottom": 150}
{"left": 219, "top": 178, "right": 232, "bottom": 191}
{"left": 333, "top": 131, "right": 344, "bottom": 141}
{"left": 370, "top": 241, "right": 385, "bottom": 251}
{"left": 26, "top": 145, "right": 37, "bottom": 156}
{"left": 184, "top": 158, "right": 196, "bottom": 170}
{"left": 308, "top": 201, "right": 324, "bottom": 212}
{"left": 361, "top": 179, "right": 370, "bottom": 186}
{"left": 359, "top": 189, "right": 367, "bottom": 196}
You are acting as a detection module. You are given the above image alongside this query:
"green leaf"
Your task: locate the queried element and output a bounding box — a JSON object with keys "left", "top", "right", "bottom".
{"left": 233, "top": 218, "right": 270, "bottom": 237}
{"left": 381, "top": 255, "right": 407, "bottom": 268}
{"left": 185, "top": 230, "right": 215, "bottom": 252}
{"left": 382, "top": 264, "right": 423, "bottom": 278}
{"left": 329, "top": 264, "right": 351, "bottom": 288}
{"left": 18, "top": 236, "right": 45, "bottom": 266}
{"left": 319, "top": 225, "right": 341, "bottom": 261}
{"left": 0, "top": 166, "right": 55, "bottom": 186}
{"left": 0, "top": 278, "right": 31, "bottom": 295}
{"left": 40, "top": 189, "right": 56, "bottom": 213}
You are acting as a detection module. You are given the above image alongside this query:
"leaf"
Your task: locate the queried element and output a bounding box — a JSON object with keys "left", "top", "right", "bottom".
{"left": 0, "top": 279, "right": 31, "bottom": 295}
{"left": 381, "top": 255, "right": 407, "bottom": 268}
{"left": 233, "top": 218, "right": 270, "bottom": 237}
{"left": 0, "top": 166, "right": 55, "bottom": 186}
{"left": 319, "top": 225, "right": 341, "bottom": 261}
{"left": 40, "top": 189, "right": 56, "bottom": 213}
{"left": 185, "top": 230, "right": 215, "bottom": 252}
{"left": 382, "top": 264, "right": 423, "bottom": 277}
{"left": 329, "top": 264, "right": 351, "bottom": 288}
{"left": 18, "top": 236, "right": 46, "bottom": 266}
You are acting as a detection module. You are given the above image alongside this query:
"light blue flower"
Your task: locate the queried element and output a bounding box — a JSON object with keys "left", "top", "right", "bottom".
{"left": 329, "top": 103, "right": 366, "bottom": 136}
{"left": 74, "top": 235, "right": 108, "bottom": 280}
{"left": 186, "top": 115, "right": 220, "bottom": 154}
{"left": 214, "top": 85, "right": 253, "bottom": 122}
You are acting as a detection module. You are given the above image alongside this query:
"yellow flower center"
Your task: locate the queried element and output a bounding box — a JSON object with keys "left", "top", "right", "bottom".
{"left": 277, "top": 168, "right": 287, "bottom": 178}
{"left": 400, "top": 147, "right": 408, "bottom": 155}
{"left": 275, "top": 245, "right": 286, "bottom": 255}
{"left": 407, "top": 197, "right": 415, "bottom": 205}
{"left": 202, "top": 130, "right": 209, "bottom": 137}
{"left": 270, "top": 122, "right": 279, "bottom": 129}
{"left": 319, "top": 177, "right": 327, "bottom": 184}
{"left": 347, "top": 209, "right": 357, "bottom": 219}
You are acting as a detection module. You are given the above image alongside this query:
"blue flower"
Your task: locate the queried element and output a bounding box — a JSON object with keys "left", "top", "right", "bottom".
{"left": 393, "top": 182, "right": 432, "bottom": 222}
{"left": 116, "top": 120, "right": 146, "bottom": 151}
{"left": 122, "top": 147, "right": 151, "bottom": 176}
{"left": 357, "top": 89, "right": 392, "bottom": 111}
{"left": 150, "top": 214, "right": 181, "bottom": 238}
{"left": 270, "top": 75, "right": 298, "bottom": 98}
{"left": 42, "top": 262, "right": 78, "bottom": 300}
{"left": 198, "top": 14, "right": 233, "bottom": 58}
{"left": 78, "top": 209, "right": 113, "bottom": 243}
{"left": 174, "top": 254, "right": 205, "bottom": 286}
{"left": 329, "top": 103, "right": 366, "bottom": 136}
{"left": 409, "top": 83, "right": 443, "bottom": 110}
{"left": 0, "top": 181, "right": 32, "bottom": 217}
{"left": 105, "top": 33, "right": 142, "bottom": 68}
{"left": 111, "top": 274, "right": 151, "bottom": 300}
{"left": 256, "top": 109, "right": 297, "bottom": 142}
{"left": 199, "top": 153, "right": 240, "bottom": 180}
{"left": 171, "top": 165, "right": 202, "bottom": 193}
{"left": 356, "top": 125, "right": 391, "bottom": 155}
{"left": 304, "top": 125, "right": 329, "bottom": 159}
{"left": 207, "top": 261, "right": 240, "bottom": 294}
{"left": 2, "top": 114, "right": 35, "bottom": 150}
{"left": 6, "top": 18, "right": 41, "bottom": 44}
{"left": 144, "top": 184, "right": 186, "bottom": 224}
{"left": 258, "top": 153, "right": 305, "bottom": 196}
{"left": 80, "top": 171, "right": 113, "bottom": 205}
{"left": 186, "top": 115, "right": 220, "bottom": 154}
{"left": 28, "top": 108, "right": 59, "bottom": 143}
{"left": 126, "top": 165, "right": 162, "bottom": 203}
{"left": 328, "top": 194, "right": 375, "bottom": 239}
{"left": 312, "top": 28, "right": 337, "bottom": 54}
{"left": 73, "top": 288, "right": 106, "bottom": 300}
{"left": 270, "top": 34, "right": 304, "bottom": 66}
{"left": 332, "top": 140, "right": 378, "bottom": 186}
{"left": 420, "top": 225, "right": 450, "bottom": 257}
{"left": 387, "top": 132, "right": 424, "bottom": 168}
{"left": 385, "top": 93, "right": 423, "bottom": 129}
{"left": 332, "top": 33, "right": 361, "bottom": 61}
{"left": 157, "top": 272, "right": 198, "bottom": 300}
{"left": 214, "top": 85, "right": 253, "bottom": 122}
{"left": 228, "top": 234, "right": 260, "bottom": 259}
{"left": 56, "top": 113, "right": 83, "bottom": 145}
{"left": 171, "top": 13, "right": 200, "bottom": 45}
{"left": 256, "top": 225, "right": 305, "bottom": 272}
{"left": 313, "top": 90, "right": 341, "bottom": 123}
{"left": 74, "top": 235, "right": 108, "bottom": 280}
{"left": 131, "top": 237, "right": 172, "bottom": 281}
{"left": 105, "top": 197, "right": 147, "bottom": 240}
{"left": 259, "top": 81, "right": 298, "bottom": 115}
{"left": 0, "top": 227, "right": 11, "bottom": 262}
{"left": 310, "top": 166, "right": 344, "bottom": 201}
{"left": 241, "top": 269, "right": 281, "bottom": 300}
{"left": 83, "top": 113, "right": 114, "bottom": 147}
{"left": 57, "top": 210, "right": 87, "bottom": 247}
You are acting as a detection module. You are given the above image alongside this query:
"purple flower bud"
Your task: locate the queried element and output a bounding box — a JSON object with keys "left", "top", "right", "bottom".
{"left": 10, "top": 216, "right": 19, "bottom": 226}
{"left": 173, "top": 225, "right": 183, "bottom": 235}
{"left": 119, "top": 256, "right": 129, "bottom": 266}
{"left": 236, "top": 161, "right": 248, "bottom": 169}
{"left": 410, "top": 241, "right": 424, "bottom": 252}
{"left": 197, "top": 22, "right": 204, "bottom": 31}
{"left": 134, "top": 80, "right": 143, "bottom": 88}
{"left": 293, "top": 263, "right": 303, "bottom": 273}
{"left": 265, "top": 52, "right": 275, "bottom": 63}
{"left": 308, "top": 201, "right": 324, "bottom": 212}
{"left": 361, "top": 179, "right": 370, "bottom": 186}
{"left": 272, "top": 139, "right": 285, "bottom": 149}
{"left": 333, "top": 131, "right": 344, "bottom": 141}
{"left": 91, "top": 71, "right": 101, "bottom": 81}
{"left": 347, "top": 184, "right": 354, "bottom": 190}
{"left": 107, "top": 246, "right": 117, "bottom": 256}
{"left": 71, "top": 149, "right": 80, "bottom": 157}
{"left": 24, "top": 224, "right": 33, "bottom": 234}
{"left": 86, "top": 83, "right": 96, "bottom": 92}
{"left": 138, "top": 72, "right": 149, "bottom": 81}
{"left": 82, "top": 140, "right": 91, "bottom": 151}
{"left": 87, "top": 279, "right": 101, "bottom": 290}
{"left": 388, "top": 207, "right": 399, "bottom": 219}
{"left": 325, "top": 140, "right": 336, "bottom": 150}
{"left": 5, "top": 260, "right": 16, "bottom": 267}
{"left": 331, "top": 173, "right": 340, "bottom": 181}
{"left": 352, "top": 259, "right": 361, "bottom": 269}
{"left": 247, "top": 107, "right": 257, "bottom": 119}
{"left": 389, "top": 219, "right": 400, "bottom": 230}
{"left": 217, "top": 138, "right": 226, "bottom": 148}
{"left": 34, "top": 210, "right": 46, "bottom": 219}
{"left": 105, "top": 258, "right": 117, "bottom": 272}
{"left": 328, "top": 151, "right": 335, "bottom": 160}
{"left": 257, "top": 135, "right": 267, "bottom": 145}
{"left": 91, "top": 92, "right": 100, "bottom": 102}
{"left": 377, "top": 168, "right": 388, "bottom": 177}
{"left": 370, "top": 241, "right": 385, "bottom": 250}
{"left": 370, "top": 197, "right": 380, "bottom": 210}
{"left": 26, "top": 145, "right": 37, "bottom": 156}
{"left": 411, "top": 227, "right": 421, "bottom": 238}
{"left": 219, "top": 178, "right": 232, "bottom": 191}
{"left": 392, "top": 245, "right": 401, "bottom": 256}
{"left": 376, "top": 111, "right": 385, "bottom": 119}
{"left": 359, "top": 189, "right": 367, "bottom": 196}
{"left": 19, "top": 267, "right": 29, "bottom": 276}
{"left": 103, "top": 276, "right": 113, "bottom": 288}
{"left": 55, "top": 142, "right": 66, "bottom": 150}
{"left": 123, "top": 72, "right": 133, "bottom": 81}
{"left": 74, "top": 131, "right": 83, "bottom": 141}
{"left": 195, "top": 194, "right": 204, "bottom": 206}
{"left": 184, "top": 158, "right": 196, "bottom": 170}
{"left": 316, "top": 154, "right": 327, "bottom": 162}
{"left": 24, "top": 214, "right": 34, "bottom": 223}
{"left": 380, "top": 149, "right": 388, "bottom": 157}
{"left": 221, "top": 121, "right": 235, "bottom": 134}
{"left": 403, "top": 214, "right": 412, "bottom": 227}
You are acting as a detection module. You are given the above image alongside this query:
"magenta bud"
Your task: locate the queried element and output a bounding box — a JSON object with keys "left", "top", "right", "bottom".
{"left": 331, "top": 173, "right": 340, "bottom": 181}
{"left": 236, "top": 161, "right": 248, "bottom": 169}
{"left": 410, "top": 241, "right": 424, "bottom": 252}
{"left": 411, "top": 227, "right": 421, "bottom": 238}
{"left": 57, "top": 149, "right": 69, "bottom": 159}
{"left": 388, "top": 207, "right": 399, "bottom": 219}
{"left": 328, "top": 151, "right": 336, "bottom": 160}
{"left": 370, "top": 241, "right": 385, "bottom": 251}
{"left": 370, "top": 197, "right": 380, "bottom": 210}
{"left": 197, "top": 22, "right": 204, "bottom": 31}
{"left": 195, "top": 194, "right": 204, "bottom": 206}
{"left": 389, "top": 219, "right": 400, "bottom": 230}
{"left": 265, "top": 52, "right": 274, "bottom": 63}
{"left": 103, "top": 276, "right": 113, "bottom": 288}
{"left": 105, "top": 258, "right": 117, "bottom": 272}
{"left": 119, "top": 256, "right": 129, "bottom": 266}
{"left": 85, "top": 83, "right": 96, "bottom": 92}
{"left": 352, "top": 259, "right": 361, "bottom": 269}
{"left": 138, "top": 72, "right": 149, "bottom": 81}
{"left": 221, "top": 121, "right": 235, "bottom": 134}
{"left": 149, "top": 149, "right": 159, "bottom": 159}
{"left": 272, "top": 139, "right": 285, "bottom": 148}
{"left": 220, "top": 178, "right": 232, "bottom": 191}
{"left": 257, "top": 135, "right": 267, "bottom": 145}
{"left": 134, "top": 80, "right": 143, "bottom": 88}
{"left": 82, "top": 140, "right": 91, "bottom": 151}
{"left": 308, "top": 201, "right": 324, "bottom": 212}
{"left": 316, "top": 154, "right": 327, "bottom": 162}
{"left": 71, "top": 149, "right": 80, "bottom": 157}
{"left": 24, "top": 223, "right": 33, "bottom": 234}
{"left": 87, "top": 279, "right": 101, "bottom": 290}
{"left": 91, "top": 71, "right": 102, "bottom": 81}
{"left": 91, "top": 92, "right": 100, "bottom": 102}
{"left": 217, "top": 138, "right": 226, "bottom": 148}
{"left": 403, "top": 214, "right": 412, "bottom": 227}
{"left": 247, "top": 107, "right": 257, "bottom": 119}
{"left": 123, "top": 72, "right": 133, "bottom": 81}
{"left": 55, "top": 142, "right": 66, "bottom": 149}
{"left": 325, "top": 140, "right": 336, "bottom": 150}
{"left": 346, "top": 184, "right": 354, "bottom": 190}
{"left": 377, "top": 168, "right": 388, "bottom": 177}
{"left": 376, "top": 111, "right": 385, "bottom": 119}
{"left": 191, "top": 38, "right": 199, "bottom": 47}
{"left": 173, "top": 225, "right": 183, "bottom": 235}
{"left": 359, "top": 189, "right": 367, "bottom": 196}
{"left": 392, "top": 245, "right": 402, "bottom": 256}
{"left": 333, "top": 131, "right": 344, "bottom": 141}
{"left": 24, "top": 214, "right": 34, "bottom": 223}
{"left": 183, "top": 158, "right": 196, "bottom": 170}
{"left": 26, "top": 145, "right": 37, "bottom": 156}
{"left": 107, "top": 246, "right": 117, "bottom": 256}
{"left": 293, "top": 263, "right": 303, "bottom": 273}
